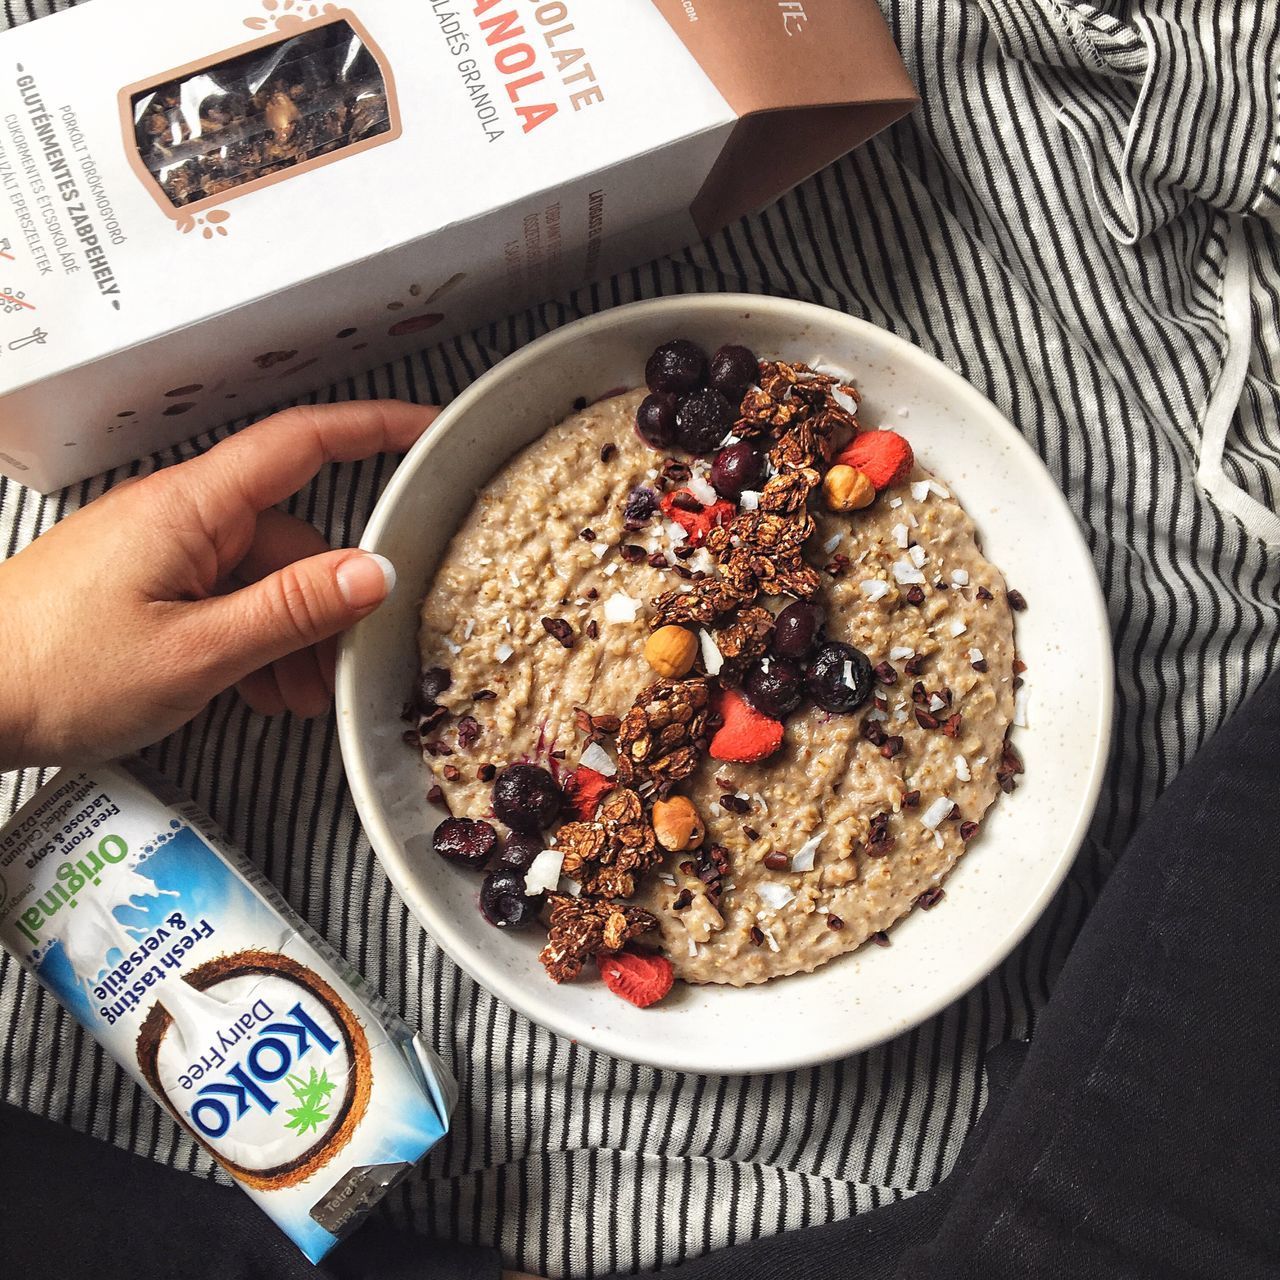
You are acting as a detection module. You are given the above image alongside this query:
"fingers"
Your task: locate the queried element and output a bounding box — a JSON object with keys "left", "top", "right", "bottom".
{"left": 237, "top": 667, "right": 287, "bottom": 716}
{"left": 178, "top": 400, "right": 437, "bottom": 523}
{"left": 186, "top": 547, "right": 396, "bottom": 691}
{"left": 235, "top": 506, "right": 332, "bottom": 584}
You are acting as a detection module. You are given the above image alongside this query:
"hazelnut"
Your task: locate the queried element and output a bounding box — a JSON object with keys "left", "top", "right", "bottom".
{"left": 823, "top": 464, "right": 875, "bottom": 512}
{"left": 652, "top": 795, "right": 705, "bottom": 852}
{"left": 644, "top": 625, "right": 698, "bottom": 678}
{"left": 265, "top": 92, "right": 300, "bottom": 142}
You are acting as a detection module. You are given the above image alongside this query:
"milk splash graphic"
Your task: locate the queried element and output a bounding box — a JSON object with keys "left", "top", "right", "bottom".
{"left": 0, "top": 761, "right": 454, "bottom": 1263}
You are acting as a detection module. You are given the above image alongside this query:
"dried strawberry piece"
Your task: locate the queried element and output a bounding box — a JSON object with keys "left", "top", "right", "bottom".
{"left": 708, "top": 687, "right": 784, "bottom": 763}
{"left": 562, "top": 765, "right": 615, "bottom": 820}
{"left": 659, "top": 489, "right": 736, "bottom": 547}
{"left": 596, "top": 949, "right": 674, "bottom": 1007}
{"left": 835, "top": 430, "right": 914, "bottom": 491}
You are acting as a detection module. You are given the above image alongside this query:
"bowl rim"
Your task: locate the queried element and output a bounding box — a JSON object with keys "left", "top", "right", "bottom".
{"left": 336, "top": 292, "right": 1115, "bottom": 1074}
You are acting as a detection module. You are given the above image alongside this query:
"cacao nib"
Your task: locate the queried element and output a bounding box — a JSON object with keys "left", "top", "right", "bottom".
{"left": 541, "top": 616, "right": 575, "bottom": 648}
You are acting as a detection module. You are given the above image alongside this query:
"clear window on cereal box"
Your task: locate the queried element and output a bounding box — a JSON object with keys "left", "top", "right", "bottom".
{"left": 131, "top": 19, "right": 390, "bottom": 209}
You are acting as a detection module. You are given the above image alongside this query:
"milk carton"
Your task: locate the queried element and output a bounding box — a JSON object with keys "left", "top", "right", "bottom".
{"left": 0, "top": 759, "right": 455, "bottom": 1263}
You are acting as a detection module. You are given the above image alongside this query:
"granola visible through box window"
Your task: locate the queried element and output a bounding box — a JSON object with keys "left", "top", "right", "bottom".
{"left": 130, "top": 18, "right": 392, "bottom": 211}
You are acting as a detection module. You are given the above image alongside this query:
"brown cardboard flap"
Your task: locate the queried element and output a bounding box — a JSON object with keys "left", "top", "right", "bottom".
{"left": 649, "top": 0, "right": 918, "bottom": 234}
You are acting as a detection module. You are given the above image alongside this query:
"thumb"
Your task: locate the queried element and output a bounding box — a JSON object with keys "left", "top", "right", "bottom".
{"left": 195, "top": 549, "right": 396, "bottom": 683}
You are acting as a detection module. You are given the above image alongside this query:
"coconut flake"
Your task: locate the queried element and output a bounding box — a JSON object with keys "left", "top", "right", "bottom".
{"left": 1014, "top": 685, "right": 1030, "bottom": 727}
{"left": 757, "top": 881, "right": 796, "bottom": 912}
{"left": 860, "top": 579, "right": 891, "bottom": 602}
{"left": 889, "top": 496, "right": 903, "bottom": 509}
{"left": 687, "top": 936, "right": 699, "bottom": 957}
{"left": 580, "top": 740, "right": 617, "bottom": 777}
{"left": 687, "top": 474, "right": 718, "bottom": 505}
{"left": 928, "top": 479, "right": 951, "bottom": 499}
{"left": 591, "top": 540, "right": 609, "bottom": 559}
{"left": 892, "top": 522, "right": 909, "bottom": 549}
{"left": 920, "top": 796, "right": 953, "bottom": 830}
{"left": 664, "top": 520, "right": 688, "bottom": 545}
{"left": 463, "top": 618, "right": 476, "bottom": 640}
{"left": 889, "top": 645, "right": 914, "bottom": 662}
{"left": 761, "top": 925, "right": 781, "bottom": 953}
{"left": 445, "top": 639, "right": 462, "bottom": 656}
{"left": 951, "top": 568, "right": 970, "bottom": 586}
{"left": 929, "top": 693, "right": 947, "bottom": 712}
{"left": 562, "top": 877, "right": 583, "bottom": 897}
{"left": 791, "top": 832, "right": 823, "bottom": 872}
{"left": 524, "top": 848, "right": 564, "bottom": 896}
{"left": 908, "top": 543, "right": 928, "bottom": 569}
{"left": 948, "top": 618, "right": 968, "bottom": 638}
{"left": 699, "top": 629, "right": 724, "bottom": 676}
{"left": 495, "top": 642, "right": 515, "bottom": 663}
{"left": 508, "top": 569, "right": 520, "bottom": 588}
{"left": 867, "top": 707, "right": 888, "bottom": 722}
{"left": 823, "top": 531, "right": 844, "bottom": 554}
{"left": 604, "top": 592, "right": 642, "bottom": 624}
{"left": 968, "top": 647, "right": 985, "bottom": 664}
{"left": 934, "top": 830, "right": 944, "bottom": 849}
{"left": 832, "top": 385, "right": 859, "bottom": 414}
{"left": 893, "top": 559, "right": 926, "bottom": 585}
{"left": 907, "top": 510, "right": 919, "bottom": 529}
{"left": 739, "top": 490, "right": 762, "bottom": 510}
{"left": 478, "top": 556, "right": 493, "bottom": 565}
{"left": 604, "top": 562, "right": 619, "bottom": 577}
{"left": 955, "top": 755, "right": 971, "bottom": 782}
{"left": 911, "top": 480, "right": 931, "bottom": 502}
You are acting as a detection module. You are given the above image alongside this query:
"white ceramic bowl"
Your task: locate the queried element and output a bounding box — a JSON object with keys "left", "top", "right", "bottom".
{"left": 336, "top": 294, "right": 1113, "bottom": 1075}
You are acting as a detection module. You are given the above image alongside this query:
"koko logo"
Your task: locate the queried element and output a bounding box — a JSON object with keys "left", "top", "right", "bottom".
{"left": 189, "top": 1002, "right": 340, "bottom": 1139}
{"left": 137, "top": 951, "right": 372, "bottom": 1191}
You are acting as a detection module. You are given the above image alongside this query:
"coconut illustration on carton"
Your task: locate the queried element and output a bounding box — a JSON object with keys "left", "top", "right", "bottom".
{"left": 137, "top": 951, "right": 372, "bottom": 1191}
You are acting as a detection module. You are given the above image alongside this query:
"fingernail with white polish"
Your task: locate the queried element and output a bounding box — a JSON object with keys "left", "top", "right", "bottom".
{"left": 337, "top": 552, "right": 396, "bottom": 609}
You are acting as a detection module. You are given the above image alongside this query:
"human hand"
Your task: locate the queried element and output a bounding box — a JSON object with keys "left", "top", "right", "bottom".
{"left": 0, "top": 400, "right": 437, "bottom": 770}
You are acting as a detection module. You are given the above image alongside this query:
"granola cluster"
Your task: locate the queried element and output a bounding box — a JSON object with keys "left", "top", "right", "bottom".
{"left": 615, "top": 678, "right": 713, "bottom": 794}
{"left": 555, "top": 787, "right": 660, "bottom": 898}
{"left": 539, "top": 894, "right": 659, "bottom": 984}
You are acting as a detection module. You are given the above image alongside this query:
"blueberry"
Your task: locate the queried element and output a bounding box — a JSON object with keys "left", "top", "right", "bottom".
{"left": 675, "top": 388, "right": 735, "bottom": 455}
{"left": 742, "top": 656, "right": 804, "bottom": 719}
{"left": 645, "top": 339, "right": 707, "bottom": 395}
{"left": 771, "top": 602, "right": 825, "bottom": 660}
{"left": 635, "top": 393, "right": 678, "bottom": 449}
{"left": 433, "top": 817, "right": 498, "bottom": 870}
{"left": 623, "top": 484, "right": 660, "bottom": 529}
{"left": 710, "top": 441, "right": 764, "bottom": 499}
{"left": 415, "top": 666, "right": 452, "bottom": 715}
{"left": 492, "top": 764, "right": 562, "bottom": 833}
{"left": 805, "top": 642, "right": 874, "bottom": 714}
{"left": 497, "top": 832, "right": 544, "bottom": 873}
{"left": 707, "top": 344, "right": 758, "bottom": 399}
{"left": 479, "top": 869, "right": 541, "bottom": 927}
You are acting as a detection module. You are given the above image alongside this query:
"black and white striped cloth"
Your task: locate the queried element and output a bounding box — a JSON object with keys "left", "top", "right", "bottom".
{"left": 2, "top": 2, "right": 1277, "bottom": 1275}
